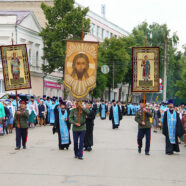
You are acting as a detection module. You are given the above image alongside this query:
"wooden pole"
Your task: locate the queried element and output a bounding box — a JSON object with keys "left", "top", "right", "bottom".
{"left": 143, "top": 34, "right": 147, "bottom": 122}
{"left": 143, "top": 92, "right": 146, "bottom": 122}
{"left": 12, "top": 34, "right": 20, "bottom": 128}
{"left": 77, "top": 20, "right": 85, "bottom": 124}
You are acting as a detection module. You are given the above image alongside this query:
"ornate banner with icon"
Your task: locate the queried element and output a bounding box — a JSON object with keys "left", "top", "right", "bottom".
{"left": 132, "top": 47, "right": 160, "bottom": 92}
{"left": 64, "top": 40, "right": 98, "bottom": 99}
{"left": 1, "top": 44, "right": 31, "bottom": 91}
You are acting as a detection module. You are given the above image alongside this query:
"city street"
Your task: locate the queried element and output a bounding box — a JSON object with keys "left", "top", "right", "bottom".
{"left": 0, "top": 116, "right": 186, "bottom": 186}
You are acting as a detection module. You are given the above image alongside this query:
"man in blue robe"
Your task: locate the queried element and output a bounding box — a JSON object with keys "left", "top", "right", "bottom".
{"left": 49, "top": 99, "right": 56, "bottom": 125}
{"left": 109, "top": 100, "right": 122, "bottom": 129}
{"left": 99, "top": 100, "right": 108, "bottom": 120}
{"left": 163, "top": 99, "right": 184, "bottom": 155}
{"left": 54, "top": 101, "right": 71, "bottom": 150}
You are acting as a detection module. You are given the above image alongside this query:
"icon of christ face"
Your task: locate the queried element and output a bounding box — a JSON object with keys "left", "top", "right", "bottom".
{"left": 71, "top": 53, "right": 89, "bottom": 80}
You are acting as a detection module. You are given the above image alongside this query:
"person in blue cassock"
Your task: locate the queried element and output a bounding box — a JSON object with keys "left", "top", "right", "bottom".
{"left": 163, "top": 99, "right": 184, "bottom": 155}
{"left": 53, "top": 101, "right": 71, "bottom": 150}
{"left": 99, "top": 100, "right": 108, "bottom": 120}
{"left": 49, "top": 99, "right": 56, "bottom": 125}
{"left": 45, "top": 97, "right": 51, "bottom": 124}
{"left": 109, "top": 100, "right": 122, "bottom": 129}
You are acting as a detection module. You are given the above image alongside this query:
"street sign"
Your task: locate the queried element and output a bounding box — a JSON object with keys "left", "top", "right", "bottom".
{"left": 101, "top": 65, "right": 110, "bottom": 74}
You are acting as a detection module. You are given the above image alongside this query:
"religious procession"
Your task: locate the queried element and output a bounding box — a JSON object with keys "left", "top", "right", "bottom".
{"left": 0, "top": 0, "right": 186, "bottom": 185}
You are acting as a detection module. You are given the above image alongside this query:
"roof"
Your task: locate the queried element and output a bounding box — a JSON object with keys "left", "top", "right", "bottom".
{"left": 0, "top": 10, "right": 31, "bottom": 24}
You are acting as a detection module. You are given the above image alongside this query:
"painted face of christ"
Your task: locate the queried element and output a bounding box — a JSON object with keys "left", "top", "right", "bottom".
{"left": 71, "top": 53, "right": 89, "bottom": 80}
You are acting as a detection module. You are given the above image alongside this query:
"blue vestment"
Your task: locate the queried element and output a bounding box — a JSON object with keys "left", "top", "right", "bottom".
{"left": 58, "top": 108, "right": 69, "bottom": 144}
{"left": 113, "top": 105, "right": 119, "bottom": 125}
{"left": 167, "top": 110, "right": 177, "bottom": 144}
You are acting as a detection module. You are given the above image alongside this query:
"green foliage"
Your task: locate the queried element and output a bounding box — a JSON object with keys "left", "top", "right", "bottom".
{"left": 125, "top": 22, "right": 181, "bottom": 101}
{"left": 92, "top": 54, "right": 107, "bottom": 98}
{"left": 176, "top": 66, "right": 186, "bottom": 99}
{"left": 40, "top": 0, "right": 90, "bottom": 74}
{"left": 99, "top": 37, "right": 130, "bottom": 88}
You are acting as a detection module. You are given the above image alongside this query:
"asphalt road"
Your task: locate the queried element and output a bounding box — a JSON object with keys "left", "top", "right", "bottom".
{"left": 0, "top": 116, "right": 186, "bottom": 186}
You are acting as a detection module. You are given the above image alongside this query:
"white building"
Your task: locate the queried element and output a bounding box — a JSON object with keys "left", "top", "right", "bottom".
{"left": 0, "top": 11, "right": 63, "bottom": 97}
{"left": 0, "top": 0, "right": 131, "bottom": 101}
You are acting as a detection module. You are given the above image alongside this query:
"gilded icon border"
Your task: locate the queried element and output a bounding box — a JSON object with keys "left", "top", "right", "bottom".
{"left": 1, "top": 44, "right": 31, "bottom": 91}
{"left": 64, "top": 40, "right": 99, "bottom": 99}
{"left": 132, "top": 47, "right": 160, "bottom": 92}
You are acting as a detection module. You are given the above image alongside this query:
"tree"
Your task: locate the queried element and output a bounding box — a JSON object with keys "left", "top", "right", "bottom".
{"left": 176, "top": 67, "right": 186, "bottom": 99}
{"left": 40, "top": 0, "right": 90, "bottom": 74}
{"left": 124, "top": 22, "right": 181, "bottom": 102}
{"left": 98, "top": 37, "right": 130, "bottom": 100}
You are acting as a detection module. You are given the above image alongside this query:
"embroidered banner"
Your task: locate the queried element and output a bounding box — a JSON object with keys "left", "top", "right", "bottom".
{"left": 64, "top": 40, "right": 98, "bottom": 99}
{"left": 132, "top": 47, "right": 160, "bottom": 92}
{"left": 1, "top": 44, "right": 31, "bottom": 91}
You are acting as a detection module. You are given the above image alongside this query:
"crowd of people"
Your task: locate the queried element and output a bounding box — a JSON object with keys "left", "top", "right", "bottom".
{"left": 0, "top": 95, "right": 186, "bottom": 159}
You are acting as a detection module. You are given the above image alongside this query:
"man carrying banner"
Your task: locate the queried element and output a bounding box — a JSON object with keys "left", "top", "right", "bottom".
{"left": 69, "top": 102, "right": 90, "bottom": 160}
{"left": 135, "top": 99, "right": 152, "bottom": 155}
{"left": 14, "top": 100, "right": 29, "bottom": 150}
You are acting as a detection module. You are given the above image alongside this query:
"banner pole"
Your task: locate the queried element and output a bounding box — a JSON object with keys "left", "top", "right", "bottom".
{"left": 78, "top": 20, "right": 85, "bottom": 124}
{"left": 12, "top": 35, "right": 20, "bottom": 128}
{"left": 143, "top": 34, "right": 147, "bottom": 122}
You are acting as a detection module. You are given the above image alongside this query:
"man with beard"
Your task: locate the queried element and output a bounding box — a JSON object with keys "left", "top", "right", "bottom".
{"left": 84, "top": 101, "right": 95, "bottom": 151}
{"left": 99, "top": 100, "right": 108, "bottom": 120}
{"left": 54, "top": 101, "right": 71, "bottom": 150}
{"left": 162, "top": 100, "right": 184, "bottom": 155}
{"left": 71, "top": 53, "right": 89, "bottom": 80}
{"left": 109, "top": 100, "right": 122, "bottom": 129}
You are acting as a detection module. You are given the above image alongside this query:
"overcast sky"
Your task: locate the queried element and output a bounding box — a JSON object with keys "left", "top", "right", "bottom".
{"left": 76, "top": 0, "right": 186, "bottom": 51}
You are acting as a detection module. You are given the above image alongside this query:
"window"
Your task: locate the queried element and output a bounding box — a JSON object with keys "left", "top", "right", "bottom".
{"left": 97, "top": 26, "right": 100, "bottom": 38}
{"left": 106, "top": 31, "right": 109, "bottom": 38}
{"left": 29, "top": 48, "right": 32, "bottom": 64}
{"left": 91, "top": 23, "right": 95, "bottom": 36}
{"left": 115, "top": 35, "right": 118, "bottom": 38}
{"left": 102, "top": 28, "right": 105, "bottom": 40}
{"left": 36, "top": 51, "right": 39, "bottom": 67}
{"left": 110, "top": 33, "right": 113, "bottom": 38}
{"left": 0, "top": 80, "right": 5, "bottom": 94}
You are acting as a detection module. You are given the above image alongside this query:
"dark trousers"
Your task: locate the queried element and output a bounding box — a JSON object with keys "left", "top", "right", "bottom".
{"left": 137, "top": 128, "right": 151, "bottom": 153}
{"left": 73, "top": 131, "right": 85, "bottom": 158}
{"left": 16, "top": 128, "right": 28, "bottom": 148}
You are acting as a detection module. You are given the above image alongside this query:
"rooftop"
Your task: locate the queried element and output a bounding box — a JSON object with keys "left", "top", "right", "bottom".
{"left": 0, "top": 10, "right": 31, "bottom": 24}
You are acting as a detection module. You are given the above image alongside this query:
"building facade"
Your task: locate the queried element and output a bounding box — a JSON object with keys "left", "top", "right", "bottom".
{"left": 0, "top": 10, "right": 63, "bottom": 97}
{"left": 0, "top": 0, "right": 130, "bottom": 101}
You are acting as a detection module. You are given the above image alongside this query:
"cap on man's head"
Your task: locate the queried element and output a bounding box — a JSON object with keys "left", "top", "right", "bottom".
{"left": 31, "top": 96, "right": 34, "bottom": 99}
{"left": 51, "top": 98, "right": 56, "bottom": 102}
{"left": 168, "top": 99, "right": 174, "bottom": 105}
{"left": 112, "top": 100, "right": 115, "bottom": 103}
{"left": 43, "top": 95, "right": 46, "bottom": 98}
{"left": 61, "top": 101, "right": 66, "bottom": 106}
{"left": 140, "top": 99, "right": 146, "bottom": 104}
{"left": 20, "top": 100, "right": 26, "bottom": 104}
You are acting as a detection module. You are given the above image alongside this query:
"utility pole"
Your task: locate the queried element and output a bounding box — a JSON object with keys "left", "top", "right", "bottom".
{"left": 163, "top": 35, "right": 167, "bottom": 102}
{"left": 112, "top": 61, "right": 115, "bottom": 100}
